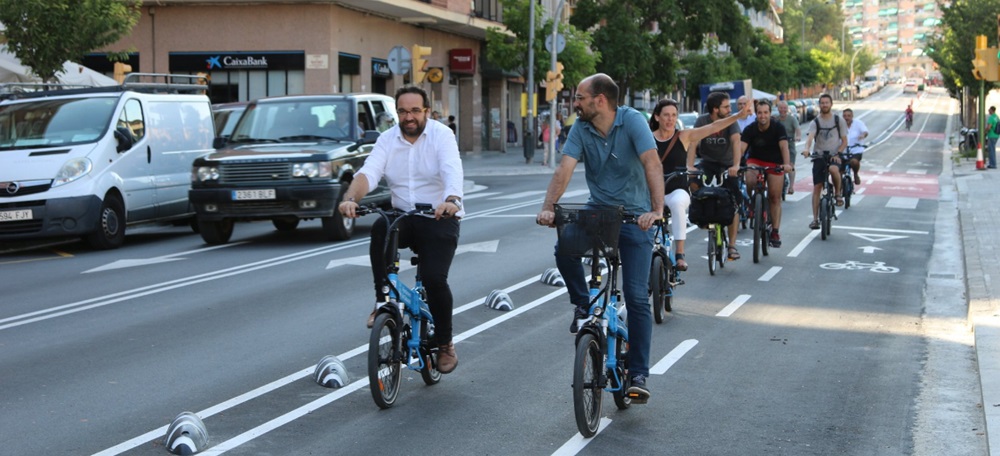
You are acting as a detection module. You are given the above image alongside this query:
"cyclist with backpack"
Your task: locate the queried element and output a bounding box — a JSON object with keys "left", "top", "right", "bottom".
{"left": 690, "top": 92, "right": 744, "bottom": 261}
{"left": 803, "top": 94, "right": 848, "bottom": 230}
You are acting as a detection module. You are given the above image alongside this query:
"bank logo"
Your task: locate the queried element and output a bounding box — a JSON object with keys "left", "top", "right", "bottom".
{"left": 206, "top": 56, "right": 222, "bottom": 69}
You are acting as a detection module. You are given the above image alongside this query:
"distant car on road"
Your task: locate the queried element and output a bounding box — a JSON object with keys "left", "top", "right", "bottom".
{"left": 189, "top": 93, "right": 397, "bottom": 244}
{"left": 903, "top": 80, "right": 919, "bottom": 94}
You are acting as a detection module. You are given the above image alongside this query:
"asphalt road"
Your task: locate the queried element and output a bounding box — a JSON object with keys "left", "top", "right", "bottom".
{"left": 0, "top": 86, "right": 985, "bottom": 455}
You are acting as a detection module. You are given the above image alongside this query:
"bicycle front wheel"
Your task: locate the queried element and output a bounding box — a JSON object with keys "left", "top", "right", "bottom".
{"left": 573, "top": 333, "right": 604, "bottom": 438}
{"left": 821, "top": 197, "right": 832, "bottom": 239}
{"left": 753, "top": 194, "right": 764, "bottom": 263}
{"left": 650, "top": 253, "right": 671, "bottom": 323}
{"left": 368, "top": 312, "right": 403, "bottom": 409}
{"left": 707, "top": 228, "right": 717, "bottom": 275}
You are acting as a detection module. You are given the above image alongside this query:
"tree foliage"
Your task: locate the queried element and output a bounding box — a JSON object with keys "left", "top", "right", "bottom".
{"left": 484, "top": 0, "right": 597, "bottom": 88}
{"left": 0, "top": 0, "right": 141, "bottom": 82}
{"left": 927, "top": 0, "right": 1000, "bottom": 95}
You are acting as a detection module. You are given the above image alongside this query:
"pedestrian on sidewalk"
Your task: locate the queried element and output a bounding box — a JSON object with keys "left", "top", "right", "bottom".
{"left": 987, "top": 106, "right": 998, "bottom": 169}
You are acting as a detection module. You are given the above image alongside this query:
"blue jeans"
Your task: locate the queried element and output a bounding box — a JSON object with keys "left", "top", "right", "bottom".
{"left": 988, "top": 137, "right": 998, "bottom": 168}
{"left": 555, "top": 223, "right": 654, "bottom": 377}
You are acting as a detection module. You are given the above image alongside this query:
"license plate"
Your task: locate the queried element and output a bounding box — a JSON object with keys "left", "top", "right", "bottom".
{"left": 0, "top": 209, "right": 32, "bottom": 222}
{"left": 232, "top": 189, "right": 276, "bottom": 200}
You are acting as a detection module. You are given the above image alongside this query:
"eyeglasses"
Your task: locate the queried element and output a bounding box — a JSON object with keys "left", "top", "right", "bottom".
{"left": 396, "top": 108, "right": 426, "bottom": 117}
{"left": 574, "top": 93, "right": 594, "bottom": 101}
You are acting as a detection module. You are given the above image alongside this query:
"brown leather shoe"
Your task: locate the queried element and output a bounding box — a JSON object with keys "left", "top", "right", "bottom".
{"left": 366, "top": 309, "right": 376, "bottom": 328}
{"left": 437, "top": 342, "right": 458, "bottom": 374}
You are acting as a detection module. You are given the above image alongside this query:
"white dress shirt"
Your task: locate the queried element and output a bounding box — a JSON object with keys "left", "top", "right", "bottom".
{"left": 737, "top": 113, "right": 757, "bottom": 133}
{"left": 846, "top": 118, "right": 869, "bottom": 154}
{"left": 358, "top": 118, "right": 465, "bottom": 217}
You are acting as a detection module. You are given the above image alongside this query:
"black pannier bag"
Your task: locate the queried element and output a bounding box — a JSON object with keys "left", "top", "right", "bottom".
{"left": 688, "top": 186, "right": 735, "bottom": 225}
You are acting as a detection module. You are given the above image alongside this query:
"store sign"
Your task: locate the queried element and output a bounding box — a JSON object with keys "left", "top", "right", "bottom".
{"left": 372, "top": 59, "right": 391, "bottom": 78}
{"left": 449, "top": 49, "right": 475, "bottom": 74}
{"left": 169, "top": 51, "right": 305, "bottom": 72}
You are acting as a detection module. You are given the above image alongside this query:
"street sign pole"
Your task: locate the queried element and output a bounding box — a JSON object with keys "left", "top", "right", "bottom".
{"left": 547, "top": 0, "right": 566, "bottom": 169}
{"left": 525, "top": 0, "right": 536, "bottom": 163}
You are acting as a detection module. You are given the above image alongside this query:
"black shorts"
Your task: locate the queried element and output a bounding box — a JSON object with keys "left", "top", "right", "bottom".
{"left": 811, "top": 158, "right": 845, "bottom": 185}
{"left": 696, "top": 161, "right": 741, "bottom": 205}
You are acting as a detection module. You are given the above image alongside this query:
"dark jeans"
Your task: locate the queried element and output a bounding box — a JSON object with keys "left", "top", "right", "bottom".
{"left": 370, "top": 214, "right": 460, "bottom": 346}
{"left": 555, "top": 222, "right": 654, "bottom": 377}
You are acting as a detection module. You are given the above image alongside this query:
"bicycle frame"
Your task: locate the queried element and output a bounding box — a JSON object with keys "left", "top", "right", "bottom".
{"left": 579, "top": 250, "right": 629, "bottom": 393}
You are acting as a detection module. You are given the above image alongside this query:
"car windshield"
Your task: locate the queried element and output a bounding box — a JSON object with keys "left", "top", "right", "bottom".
{"left": 0, "top": 97, "right": 117, "bottom": 151}
{"left": 230, "top": 100, "right": 357, "bottom": 143}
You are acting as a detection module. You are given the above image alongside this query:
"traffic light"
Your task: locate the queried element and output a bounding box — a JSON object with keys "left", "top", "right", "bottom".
{"left": 113, "top": 62, "right": 132, "bottom": 84}
{"left": 411, "top": 45, "right": 432, "bottom": 84}
{"left": 545, "top": 62, "right": 564, "bottom": 102}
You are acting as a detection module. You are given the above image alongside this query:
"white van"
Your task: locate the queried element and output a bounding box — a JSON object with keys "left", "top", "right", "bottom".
{"left": 0, "top": 74, "right": 214, "bottom": 249}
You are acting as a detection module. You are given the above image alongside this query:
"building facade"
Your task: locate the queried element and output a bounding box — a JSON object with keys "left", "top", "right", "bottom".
{"left": 90, "top": 0, "right": 523, "bottom": 153}
{"left": 843, "top": 0, "right": 943, "bottom": 80}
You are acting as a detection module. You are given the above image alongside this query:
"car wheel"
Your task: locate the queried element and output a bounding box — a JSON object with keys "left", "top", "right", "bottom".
{"left": 322, "top": 211, "right": 354, "bottom": 241}
{"left": 84, "top": 194, "right": 126, "bottom": 250}
{"left": 198, "top": 219, "right": 234, "bottom": 245}
{"left": 272, "top": 218, "right": 300, "bottom": 231}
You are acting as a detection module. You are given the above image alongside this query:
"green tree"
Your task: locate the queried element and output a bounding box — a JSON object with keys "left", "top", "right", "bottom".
{"left": 484, "top": 0, "right": 597, "bottom": 89}
{"left": 927, "top": 0, "right": 1000, "bottom": 95}
{"left": 0, "top": 0, "right": 141, "bottom": 82}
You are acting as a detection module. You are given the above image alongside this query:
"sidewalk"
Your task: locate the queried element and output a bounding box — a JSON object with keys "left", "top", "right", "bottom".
{"left": 460, "top": 148, "right": 567, "bottom": 178}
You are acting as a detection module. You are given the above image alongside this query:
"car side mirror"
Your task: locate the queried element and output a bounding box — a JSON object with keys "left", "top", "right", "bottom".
{"left": 213, "top": 136, "right": 229, "bottom": 149}
{"left": 347, "top": 130, "right": 380, "bottom": 152}
{"left": 114, "top": 127, "right": 134, "bottom": 153}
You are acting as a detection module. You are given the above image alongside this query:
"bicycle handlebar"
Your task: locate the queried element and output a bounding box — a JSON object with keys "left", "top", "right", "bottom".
{"left": 355, "top": 204, "right": 436, "bottom": 218}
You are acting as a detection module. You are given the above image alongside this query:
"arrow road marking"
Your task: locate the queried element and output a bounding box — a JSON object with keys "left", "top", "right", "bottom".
{"left": 325, "top": 239, "right": 500, "bottom": 270}
{"left": 82, "top": 242, "right": 247, "bottom": 273}
{"left": 848, "top": 233, "right": 909, "bottom": 243}
{"left": 859, "top": 246, "right": 882, "bottom": 254}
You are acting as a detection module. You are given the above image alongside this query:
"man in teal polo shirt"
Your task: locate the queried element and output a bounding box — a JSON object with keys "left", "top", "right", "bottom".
{"left": 536, "top": 73, "right": 663, "bottom": 402}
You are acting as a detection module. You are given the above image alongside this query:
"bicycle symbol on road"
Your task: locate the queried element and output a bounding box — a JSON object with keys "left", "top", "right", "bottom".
{"left": 820, "top": 260, "right": 899, "bottom": 273}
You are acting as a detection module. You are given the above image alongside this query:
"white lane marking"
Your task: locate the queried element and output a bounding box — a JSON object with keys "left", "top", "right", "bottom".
{"left": 462, "top": 192, "right": 501, "bottom": 200}
{"left": 94, "top": 273, "right": 554, "bottom": 455}
{"left": 785, "top": 192, "right": 810, "bottom": 202}
{"left": 850, "top": 194, "right": 865, "bottom": 205}
{"left": 83, "top": 242, "right": 247, "bottom": 273}
{"left": 650, "top": 339, "right": 698, "bottom": 375}
{"left": 758, "top": 266, "right": 782, "bottom": 282}
{"left": 906, "top": 169, "right": 928, "bottom": 174}
{"left": 886, "top": 196, "right": 919, "bottom": 209}
{"left": 833, "top": 225, "right": 928, "bottom": 234}
{"left": 493, "top": 190, "right": 547, "bottom": 200}
{"left": 196, "top": 286, "right": 572, "bottom": 455}
{"left": 848, "top": 233, "right": 910, "bottom": 243}
{"left": 787, "top": 229, "right": 820, "bottom": 257}
{"left": 551, "top": 418, "right": 612, "bottom": 456}
{"left": 716, "top": 294, "right": 751, "bottom": 317}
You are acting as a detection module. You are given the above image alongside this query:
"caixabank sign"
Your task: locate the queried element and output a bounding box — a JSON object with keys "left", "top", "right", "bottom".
{"left": 169, "top": 51, "right": 305, "bottom": 72}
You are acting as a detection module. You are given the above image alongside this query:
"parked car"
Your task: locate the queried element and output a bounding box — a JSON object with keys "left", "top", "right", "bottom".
{"left": 677, "top": 112, "right": 699, "bottom": 130}
{"left": 212, "top": 102, "right": 247, "bottom": 137}
{"left": 189, "top": 93, "right": 397, "bottom": 244}
{"left": 0, "top": 73, "right": 214, "bottom": 249}
{"left": 787, "top": 100, "right": 806, "bottom": 124}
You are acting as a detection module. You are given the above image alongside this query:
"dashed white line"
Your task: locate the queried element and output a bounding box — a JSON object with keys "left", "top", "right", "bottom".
{"left": 758, "top": 266, "right": 782, "bottom": 282}
{"left": 650, "top": 339, "right": 699, "bottom": 375}
{"left": 787, "top": 229, "right": 820, "bottom": 257}
{"left": 716, "top": 294, "right": 751, "bottom": 317}
{"left": 551, "top": 418, "right": 612, "bottom": 456}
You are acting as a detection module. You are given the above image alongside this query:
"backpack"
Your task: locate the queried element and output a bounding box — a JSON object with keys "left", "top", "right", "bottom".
{"left": 689, "top": 186, "right": 736, "bottom": 226}
{"left": 813, "top": 114, "right": 842, "bottom": 142}
{"left": 993, "top": 116, "right": 1000, "bottom": 135}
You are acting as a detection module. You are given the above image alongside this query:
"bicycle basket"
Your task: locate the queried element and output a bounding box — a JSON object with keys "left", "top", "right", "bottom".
{"left": 554, "top": 204, "right": 624, "bottom": 258}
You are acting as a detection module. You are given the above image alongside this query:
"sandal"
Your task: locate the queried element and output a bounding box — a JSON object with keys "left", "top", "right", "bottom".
{"left": 809, "top": 220, "right": 820, "bottom": 230}
{"left": 836, "top": 196, "right": 845, "bottom": 207}
{"left": 727, "top": 247, "right": 741, "bottom": 261}
{"left": 675, "top": 253, "right": 688, "bottom": 271}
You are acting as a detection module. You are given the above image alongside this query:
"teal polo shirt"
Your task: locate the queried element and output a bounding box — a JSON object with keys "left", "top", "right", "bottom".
{"left": 562, "top": 105, "right": 656, "bottom": 214}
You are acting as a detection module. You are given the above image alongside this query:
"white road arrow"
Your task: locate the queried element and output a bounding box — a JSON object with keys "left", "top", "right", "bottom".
{"left": 83, "top": 243, "right": 245, "bottom": 273}
{"left": 849, "top": 233, "right": 909, "bottom": 243}
{"left": 326, "top": 239, "right": 500, "bottom": 271}
{"left": 859, "top": 246, "right": 882, "bottom": 254}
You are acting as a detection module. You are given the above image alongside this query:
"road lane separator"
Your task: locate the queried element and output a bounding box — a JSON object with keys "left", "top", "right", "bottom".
{"left": 551, "top": 418, "right": 612, "bottom": 456}
{"left": 716, "top": 295, "right": 751, "bottom": 317}
{"left": 757, "top": 266, "right": 782, "bottom": 282}
{"left": 650, "top": 339, "right": 698, "bottom": 375}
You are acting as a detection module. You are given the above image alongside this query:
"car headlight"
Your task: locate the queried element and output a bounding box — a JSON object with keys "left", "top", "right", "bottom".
{"left": 293, "top": 162, "right": 332, "bottom": 178}
{"left": 194, "top": 166, "right": 219, "bottom": 182}
{"left": 52, "top": 157, "right": 93, "bottom": 187}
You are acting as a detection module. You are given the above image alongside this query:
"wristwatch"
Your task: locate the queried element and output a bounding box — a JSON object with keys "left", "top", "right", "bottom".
{"left": 447, "top": 198, "right": 463, "bottom": 211}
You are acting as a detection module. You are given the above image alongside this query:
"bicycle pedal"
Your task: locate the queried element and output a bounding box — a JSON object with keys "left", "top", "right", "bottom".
{"left": 627, "top": 392, "right": 649, "bottom": 404}
{"left": 672, "top": 279, "right": 685, "bottom": 286}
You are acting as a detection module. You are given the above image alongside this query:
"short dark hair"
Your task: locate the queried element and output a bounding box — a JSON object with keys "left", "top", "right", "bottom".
{"left": 843, "top": 108, "right": 854, "bottom": 114}
{"left": 588, "top": 73, "right": 620, "bottom": 107}
{"left": 706, "top": 92, "right": 730, "bottom": 113}
{"left": 649, "top": 98, "right": 679, "bottom": 131}
{"left": 755, "top": 99, "right": 772, "bottom": 112}
{"left": 991, "top": 106, "right": 997, "bottom": 113}
{"left": 819, "top": 93, "right": 834, "bottom": 103}
{"left": 394, "top": 86, "right": 430, "bottom": 108}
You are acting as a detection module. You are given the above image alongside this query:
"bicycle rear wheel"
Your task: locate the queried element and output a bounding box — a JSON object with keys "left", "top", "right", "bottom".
{"left": 650, "top": 253, "right": 671, "bottom": 323}
{"left": 717, "top": 228, "right": 726, "bottom": 269}
{"left": 419, "top": 320, "right": 442, "bottom": 385}
{"left": 368, "top": 313, "right": 403, "bottom": 409}
{"left": 573, "top": 333, "right": 604, "bottom": 438}
{"left": 752, "top": 194, "right": 764, "bottom": 263}
{"left": 707, "top": 228, "right": 717, "bottom": 276}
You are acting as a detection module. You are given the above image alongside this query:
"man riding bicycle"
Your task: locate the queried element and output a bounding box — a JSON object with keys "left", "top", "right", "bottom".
{"left": 804, "top": 94, "right": 848, "bottom": 229}
{"left": 740, "top": 100, "right": 791, "bottom": 247}
{"left": 338, "top": 86, "right": 464, "bottom": 374}
{"left": 690, "top": 91, "right": 743, "bottom": 261}
{"left": 843, "top": 108, "right": 869, "bottom": 184}
{"left": 905, "top": 104, "right": 914, "bottom": 130}
{"left": 536, "top": 73, "right": 662, "bottom": 402}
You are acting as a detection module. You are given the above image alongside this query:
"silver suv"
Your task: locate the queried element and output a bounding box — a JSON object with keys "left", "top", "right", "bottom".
{"left": 189, "top": 93, "right": 397, "bottom": 244}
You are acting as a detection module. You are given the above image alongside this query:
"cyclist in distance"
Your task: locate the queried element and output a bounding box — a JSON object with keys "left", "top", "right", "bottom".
{"left": 338, "top": 85, "right": 464, "bottom": 374}
{"left": 843, "top": 108, "right": 869, "bottom": 184}
{"left": 804, "top": 94, "right": 848, "bottom": 229}
{"left": 776, "top": 101, "right": 801, "bottom": 194}
{"left": 649, "top": 98, "right": 752, "bottom": 270}
{"left": 904, "top": 104, "right": 914, "bottom": 129}
{"left": 740, "top": 100, "right": 791, "bottom": 247}
{"left": 536, "top": 73, "right": 663, "bottom": 402}
{"left": 690, "top": 91, "right": 743, "bottom": 261}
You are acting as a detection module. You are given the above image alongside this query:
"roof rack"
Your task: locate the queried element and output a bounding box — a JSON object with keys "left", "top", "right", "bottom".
{"left": 0, "top": 82, "right": 96, "bottom": 94}
{"left": 0, "top": 73, "right": 209, "bottom": 101}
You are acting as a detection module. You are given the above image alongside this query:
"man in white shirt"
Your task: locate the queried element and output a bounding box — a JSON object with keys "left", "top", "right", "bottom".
{"left": 843, "top": 108, "right": 869, "bottom": 184}
{"left": 736, "top": 95, "right": 757, "bottom": 132}
{"left": 338, "top": 86, "right": 464, "bottom": 373}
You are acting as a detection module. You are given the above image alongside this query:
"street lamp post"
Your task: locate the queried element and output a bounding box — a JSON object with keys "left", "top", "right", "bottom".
{"left": 524, "top": 0, "right": 535, "bottom": 163}
{"left": 547, "top": 0, "right": 566, "bottom": 169}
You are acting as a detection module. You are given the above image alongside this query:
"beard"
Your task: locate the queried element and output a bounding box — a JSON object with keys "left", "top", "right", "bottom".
{"left": 401, "top": 118, "right": 426, "bottom": 138}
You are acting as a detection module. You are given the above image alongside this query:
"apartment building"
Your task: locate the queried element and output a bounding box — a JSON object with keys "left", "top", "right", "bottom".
{"left": 843, "top": 0, "right": 943, "bottom": 80}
